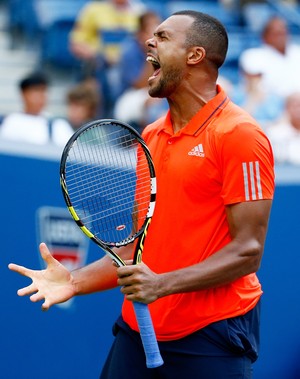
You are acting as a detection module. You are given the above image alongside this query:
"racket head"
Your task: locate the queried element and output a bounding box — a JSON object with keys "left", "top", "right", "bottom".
{"left": 60, "top": 119, "right": 163, "bottom": 368}
{"left": 60, "top": 119, "right": 156, "bottom": 251}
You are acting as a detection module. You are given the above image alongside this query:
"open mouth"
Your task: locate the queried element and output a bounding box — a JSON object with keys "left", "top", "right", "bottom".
{"left": 146, "top": 55, "right": 161, "bottom": 80}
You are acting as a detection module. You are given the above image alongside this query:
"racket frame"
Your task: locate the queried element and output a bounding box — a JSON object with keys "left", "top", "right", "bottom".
{"left": 59, "top": 119, "right": 163, "bottom": 368}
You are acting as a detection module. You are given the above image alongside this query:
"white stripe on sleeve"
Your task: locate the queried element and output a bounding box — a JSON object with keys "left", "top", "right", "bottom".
{"left": 242, "top": 161, "right": 263, "bottom": 201}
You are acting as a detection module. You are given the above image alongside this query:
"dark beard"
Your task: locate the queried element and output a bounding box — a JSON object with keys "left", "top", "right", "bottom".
{"left": 148, "top": 66, "right": 183, "bottom": 98}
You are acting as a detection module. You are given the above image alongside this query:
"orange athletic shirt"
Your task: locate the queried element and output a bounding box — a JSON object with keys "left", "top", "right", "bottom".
{"left": 122, "top": 86, "right": 275, "bottom": 341}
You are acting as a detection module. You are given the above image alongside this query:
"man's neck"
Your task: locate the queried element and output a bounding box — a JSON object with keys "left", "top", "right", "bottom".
{"left": 167, "top": 86, "right": 218, "bottom": 133}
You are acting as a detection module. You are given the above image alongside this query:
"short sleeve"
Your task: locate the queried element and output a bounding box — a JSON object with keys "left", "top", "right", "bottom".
{"left": 219, "top": 123, "right": 275, "bottom": 204}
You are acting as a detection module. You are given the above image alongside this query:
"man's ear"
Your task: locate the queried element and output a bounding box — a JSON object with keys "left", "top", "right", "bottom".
{"left": 187, "top": 46, "right": 206, "bottom": 65}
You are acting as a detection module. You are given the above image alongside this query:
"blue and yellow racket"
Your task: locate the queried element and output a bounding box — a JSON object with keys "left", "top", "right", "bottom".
{"left": 60, "top": 119, "right": 163, "bottom": 369}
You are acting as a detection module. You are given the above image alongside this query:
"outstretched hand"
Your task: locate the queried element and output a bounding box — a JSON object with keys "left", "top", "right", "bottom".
{"left": 8, "top": 242, "right": 76, "bottom": 310}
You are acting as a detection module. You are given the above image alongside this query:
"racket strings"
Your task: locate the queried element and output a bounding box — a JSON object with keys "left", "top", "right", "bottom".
{"left": 64, "top": 124, "right": 152, "bottom": 244}
{"left": 66, "top": 162, "right": 150, "bottom": 201}
{"left": 66, "top": 163, "right": 151, "bottom": 221}
{"left": 66, "top": 150, "right": 151, "bottom": 217}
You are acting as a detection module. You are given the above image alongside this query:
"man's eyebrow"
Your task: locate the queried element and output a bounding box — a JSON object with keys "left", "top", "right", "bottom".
{"left": 153, "top": 30, "right": 168, "bottom": 37}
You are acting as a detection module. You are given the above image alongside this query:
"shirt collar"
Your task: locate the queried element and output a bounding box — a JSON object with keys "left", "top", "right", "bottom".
{"left": 158, "top": 85, "right": 229, "bottom": 136}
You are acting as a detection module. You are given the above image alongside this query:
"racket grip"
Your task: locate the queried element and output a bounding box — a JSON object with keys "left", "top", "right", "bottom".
{"left": 133, "top": 301, "right": 164, "bottom": 368}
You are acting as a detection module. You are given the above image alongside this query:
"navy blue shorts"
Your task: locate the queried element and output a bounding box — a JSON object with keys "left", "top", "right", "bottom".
{"left": 99, "top": 301, "right": 260, "bottom": 379}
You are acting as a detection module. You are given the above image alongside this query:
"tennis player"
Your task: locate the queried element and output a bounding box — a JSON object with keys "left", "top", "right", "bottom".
{"left": 9, "top": 10, "right": 275, "bottom": 379}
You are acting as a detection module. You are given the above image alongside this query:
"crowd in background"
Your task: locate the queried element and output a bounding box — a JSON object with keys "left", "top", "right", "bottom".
{"left": 0, "top": 0, "right": 300, "bottom": 165}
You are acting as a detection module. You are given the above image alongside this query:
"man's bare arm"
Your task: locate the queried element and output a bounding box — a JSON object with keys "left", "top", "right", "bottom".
{"left": 117, "top": 200, "right": 272, "bottom": 303}
{"left": 9, "top": 242, "right": 133, "bottom": 310}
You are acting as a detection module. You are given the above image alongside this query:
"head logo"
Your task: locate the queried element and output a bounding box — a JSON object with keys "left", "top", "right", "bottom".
{"left": 36, "top": 206, "right": 89, "bottom": 309}
{"left": 116, "top": 224, "right": 126, "bottom": 231}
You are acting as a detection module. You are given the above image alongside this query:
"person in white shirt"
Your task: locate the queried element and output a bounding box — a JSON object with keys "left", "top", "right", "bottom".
{"left": 266, "top": 92, "right": 300, "bottom": 165}
{"left": 239, "top": 16, "right": 300, "bottom": 99}
{"left": 0, "top": 71, "right": 74, "bottom": 146}
{"left": 65, "top": 81, "right": 100, "bottom": 131}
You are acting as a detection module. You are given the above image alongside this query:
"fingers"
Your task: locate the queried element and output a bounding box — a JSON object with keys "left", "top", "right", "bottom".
{"left": 120, "top": 284, "right": 149, "bottom": 304}
{"left": 41, "top": 299, "right": 52, "bottom": 311}
{"left": 9, "top": 243, "right": 61, "bottom": 311}
{"left": 8, "top": 263, "right": 33, "bottom": 278}
{"left": 117, "top": 262, "right": 159, "bottom": 304}
{"left": 123, "top": 259, "right": 134, "bottom": 265}
{"left": 117, "top": 266, "right": 144, "bottom": 288}
{"left": 39, "top": 242, "right": 55, "bottom": 265}
{"left": 20, "top": 285, "right": 52, "bottom": 311}
{"left": 17, "top": 283, "right": 37, "bottom": 297}
{"left": 8, "top": 242, "right": 52, "bottom": 276}
{"left": 30, "top": 291, "right": 45, "bottom": 303}
{"left": 117, "top": 261, "right": 144, "bottom": 279}
{"left": 112, "top": 259, "right": 133, "bottom": 268}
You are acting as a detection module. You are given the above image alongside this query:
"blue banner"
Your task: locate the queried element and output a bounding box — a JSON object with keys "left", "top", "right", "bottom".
{"left": 1, "top": 142, "right": 300, "bottom": 378}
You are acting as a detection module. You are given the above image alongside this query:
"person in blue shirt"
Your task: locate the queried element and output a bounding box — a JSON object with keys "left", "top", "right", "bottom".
{"left": 117, "top": 10, "right": 161, "bottom": 96}
{"left": 114, "top": 10, "right": 168, "bottom": 133}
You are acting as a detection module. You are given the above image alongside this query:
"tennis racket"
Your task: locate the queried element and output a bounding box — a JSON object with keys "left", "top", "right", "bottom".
{"left": 60, "top": 119, "right": 163, "bottom": 368}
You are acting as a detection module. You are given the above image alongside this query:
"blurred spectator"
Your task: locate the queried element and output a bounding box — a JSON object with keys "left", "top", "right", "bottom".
{"left": 66, "top": 81, "right": 100, "bottom": 130}
{"left": 69, "top": 0, "right": 143, "bottom": 66}
{"left": 114, "top": 88, "right": 168, "bottom": 133}
{"left": 240, "top": 0, "right": 267, "bottom": 6}
{"left": 69, "top": 0, "right": 145, "bottom": 115}
{"left": 0, "top": 72, "right": 74, "bottom": 146}
{"left": 230, "top": 57, "right": 284, "bottom": 129}
{"left": 238, "top": 0, "right": 298, "bottom": 9}
{"left": 117, "top": 10, "right": 161, "bottom": 95}
{"left": 239, "top": 16, "right": 300, "bottom": 98}
{"left": 114, "top": 10, "right": 168, "bottom": 133}
{"left": 266, "top": 92, "right": 300, "bottom": 165}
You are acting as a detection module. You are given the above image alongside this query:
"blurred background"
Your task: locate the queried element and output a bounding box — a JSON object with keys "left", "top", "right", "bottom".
{"left": 1, "top": 0, "right": 300, "bottom": 378}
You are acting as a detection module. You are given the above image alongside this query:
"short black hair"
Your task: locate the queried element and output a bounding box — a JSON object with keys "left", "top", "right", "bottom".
{"left": 19, "top": 71, "right": 49, "bottom": 91}
{"left": 172, "top": 10, "right": 228, "bottom": 69}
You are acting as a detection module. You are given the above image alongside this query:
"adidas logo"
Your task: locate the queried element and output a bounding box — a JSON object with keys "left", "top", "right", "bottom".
{"left": 188, "top": 144, "right": 205, "bottom": 157}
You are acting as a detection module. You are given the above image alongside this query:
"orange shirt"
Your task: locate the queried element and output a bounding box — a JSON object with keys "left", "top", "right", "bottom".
{"left": 122, "top": 86, "right": 275, "bottom": 341}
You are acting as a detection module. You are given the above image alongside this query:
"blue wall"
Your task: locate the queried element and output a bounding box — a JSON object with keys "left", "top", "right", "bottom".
{"left": 1, "top": 145, "right": 123, "bottom": 379}
{"left": 1, "top": 144, "right": 299, "bottom": 378}
{"left": 254, "top": 183, "right": 300, "bottom": 379}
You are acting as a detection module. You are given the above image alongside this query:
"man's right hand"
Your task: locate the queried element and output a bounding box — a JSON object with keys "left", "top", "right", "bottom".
{"left": 8, "top": 242, "right": 76, "bottom": 311}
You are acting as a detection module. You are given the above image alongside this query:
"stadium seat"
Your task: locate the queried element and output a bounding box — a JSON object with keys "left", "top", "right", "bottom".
{"left": 8, "top": 0, "right": 40, "bottom": 44}
{"left": 241, "top": 3, "right": 276, "bottom": 33}
{"left": 166, "top": 1, "right": 241, "bottom": 30}
{"left": 226, "top": 29, "right": 260, "bottom": 66}
{"left": 34, "top": 0, "right": 88, "bottom": 30}
{"left": 220, "top": 28, "right": 261, "bottom": 85}
{"left": 40, "top": 17, "right": 81, "bottom": 69}
{"left": 142, "top": 0, "right": 169, "bottom": 19}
